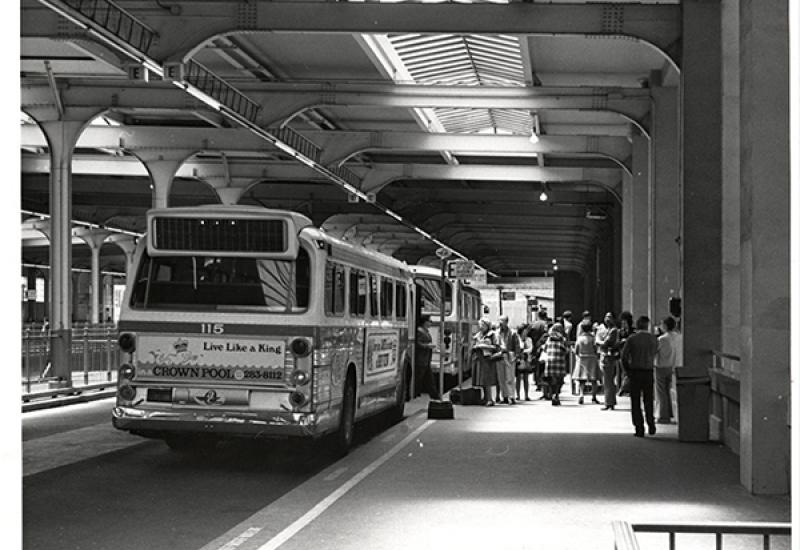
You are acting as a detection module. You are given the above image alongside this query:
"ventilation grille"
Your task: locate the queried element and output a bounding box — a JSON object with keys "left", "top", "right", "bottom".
{"left": 152, "top": 217, "right": 287, "bottom": 253}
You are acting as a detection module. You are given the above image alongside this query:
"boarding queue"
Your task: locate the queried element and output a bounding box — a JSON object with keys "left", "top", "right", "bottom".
{"left": 466, "top": 309, "right": 683, "bottom": 438}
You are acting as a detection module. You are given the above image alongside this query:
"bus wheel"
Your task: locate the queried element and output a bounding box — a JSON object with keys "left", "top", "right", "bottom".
{"left": 332, "top": 373, "right": 356, "bottom": 456}
{"left": 388, "top": 364, "right": 407, "bottom": 424}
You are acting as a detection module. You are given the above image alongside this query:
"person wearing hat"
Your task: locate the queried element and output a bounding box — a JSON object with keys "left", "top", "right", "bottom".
{"left": 542, "top": 323, "right": 569, "bottom": 406}
{"left": 473, "top": 318, "right": 500, "bottom": 406}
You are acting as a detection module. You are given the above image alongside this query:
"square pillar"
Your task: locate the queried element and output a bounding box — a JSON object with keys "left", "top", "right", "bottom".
{"left": 681, "top": 0, "right": 723, "bottom": 376}
{"left": 650, "top": 83, "right": 681, "bottom": 322}
{"left": 738, "top": 0, "right": 790, "bottom": 495}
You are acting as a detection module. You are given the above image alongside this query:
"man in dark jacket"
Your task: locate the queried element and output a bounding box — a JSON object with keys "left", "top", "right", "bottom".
{"left": 414, "top": 315, "right": 441, "bottom": 400}
{"left": 620, "top": 316, "right": 659, "bottom": 437}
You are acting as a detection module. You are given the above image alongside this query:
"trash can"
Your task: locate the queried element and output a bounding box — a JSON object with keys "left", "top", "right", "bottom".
{"left": 673, "top": 371, "right": 711, "bottom": 442}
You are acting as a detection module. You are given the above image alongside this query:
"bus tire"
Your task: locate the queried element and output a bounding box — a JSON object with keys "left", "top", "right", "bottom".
{"left": 331, "top": 371, "right": 356, "bottom": 456}
{"left": 388, "top": 363, "right": 408, "bottom": 424}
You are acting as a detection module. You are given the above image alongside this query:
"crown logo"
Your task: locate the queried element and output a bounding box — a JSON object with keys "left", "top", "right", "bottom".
{"left": 173, "top": 338, "right": 189, "bottom": 353}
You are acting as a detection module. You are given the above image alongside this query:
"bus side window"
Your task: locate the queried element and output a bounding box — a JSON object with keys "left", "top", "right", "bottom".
{"left": 350, "top": 269, "right": 366, "bottom": 317}
{"left": 325, "top": 261, "right": 346, "bottom": 316}
{"left": 333, "top": 264, "right": 345, "bottom": 315}
{"left": 369, "top": 274, "right": 379, "bottom": 319}
{"left": 396, "top": 284, "right": 407, "bottom": 320}
{"left": 325, "top": 262, "right": 335, "bottom": 315}
{"left": 381, "top": 278, "right": 394, "bottom": 319}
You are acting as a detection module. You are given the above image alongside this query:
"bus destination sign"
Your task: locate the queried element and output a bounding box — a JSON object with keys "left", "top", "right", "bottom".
{"left": 447, "top": 260, "right": 475, "bottom": 279}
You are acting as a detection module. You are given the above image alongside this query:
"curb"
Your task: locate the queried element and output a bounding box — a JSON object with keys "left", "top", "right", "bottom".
{"left": 22, "top": 388, "right": 117, "bottom": 413}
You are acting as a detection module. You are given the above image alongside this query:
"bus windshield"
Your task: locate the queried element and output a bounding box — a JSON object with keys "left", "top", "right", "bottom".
{"left": 417, "top": 277, "right": 452, "bottom": 316}
{"left": 130, "top": 248, "right": 310, "bottom": 312}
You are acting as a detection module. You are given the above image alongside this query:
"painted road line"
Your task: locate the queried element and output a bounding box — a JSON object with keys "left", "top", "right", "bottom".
{"left": 255, "top": 420, "right": 435, "bottom": 550}
{"left": 217, "top": 528, "right": 263, "bottom": 550}
{"left": 322, "top": 467, "right": 349, "bottom": 481}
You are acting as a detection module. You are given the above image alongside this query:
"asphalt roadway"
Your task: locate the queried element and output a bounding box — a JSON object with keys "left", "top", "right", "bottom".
{"left": 22, "top": 390, "right": 791, "bottom": 550}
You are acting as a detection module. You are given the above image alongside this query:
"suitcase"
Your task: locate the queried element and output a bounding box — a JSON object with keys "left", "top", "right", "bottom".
{"left": 460, "top": 387, "right": 483, "bottom": 406}
{"left": 427, "top": 399, "right": 455, "bottom": 419}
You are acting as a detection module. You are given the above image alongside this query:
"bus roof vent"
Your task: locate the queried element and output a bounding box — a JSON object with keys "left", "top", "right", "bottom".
{"left": 149, "top": 216, "right": 294, "bottom": 257}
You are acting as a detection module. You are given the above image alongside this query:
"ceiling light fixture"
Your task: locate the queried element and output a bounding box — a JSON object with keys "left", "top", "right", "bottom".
{"left": 529, "top": 111, "right": 541, "bottom": 144}
{"left": 539, "top": 182, "right": 548, "bottom": 202}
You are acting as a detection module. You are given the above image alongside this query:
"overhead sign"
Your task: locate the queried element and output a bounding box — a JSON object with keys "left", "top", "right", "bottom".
{"left": 501, "top": 291, "right": 516, "bottom": 301}
{"left": 447, "top": 260, "right": 475, "bottom": 279}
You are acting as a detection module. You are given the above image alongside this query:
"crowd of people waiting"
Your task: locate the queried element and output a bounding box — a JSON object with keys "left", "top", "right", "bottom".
{"left": 469, "top": 308, "right": 683, "bottom": 438}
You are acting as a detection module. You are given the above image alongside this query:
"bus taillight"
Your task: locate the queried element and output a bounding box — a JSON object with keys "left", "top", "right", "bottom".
{"left": 290, "top": 338, "right": 311, "bottom": 357}
{"left": 290, "top": 370, "right": 310, "bottom": 386}
{"left": 118, "top": 333, "right": 136, "bottom": 353}
{"left": 289, "top": 391, "right": 307, "bottom": 407}
{"left": 118, "top": 363, "right": 136, "bottom": 381}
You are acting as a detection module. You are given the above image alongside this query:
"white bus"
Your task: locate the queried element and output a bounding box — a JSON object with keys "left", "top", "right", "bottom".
{"left": 112, "top": 206, "right": 413, "bottom": 454}
{"left": 410, "top": 265, "right": 482, "bottom": 386}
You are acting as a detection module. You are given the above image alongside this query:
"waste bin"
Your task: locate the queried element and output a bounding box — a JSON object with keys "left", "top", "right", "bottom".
{"left": 673, "top": 371, "right": 711, "bottom": 442}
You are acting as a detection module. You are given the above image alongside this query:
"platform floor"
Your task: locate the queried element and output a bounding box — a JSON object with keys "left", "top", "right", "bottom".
{"left": 194, "top": 391, "right": 791, "bottom": 550}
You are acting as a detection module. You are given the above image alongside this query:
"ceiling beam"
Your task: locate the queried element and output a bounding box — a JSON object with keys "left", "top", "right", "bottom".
{"left": 25, "top": 2, "right": 680, "bottom": 69}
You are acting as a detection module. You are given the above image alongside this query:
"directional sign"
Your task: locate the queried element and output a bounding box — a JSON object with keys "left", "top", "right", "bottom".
{"left": 447, "top": 260, "right": 475, "bottom": 279}
{"left": 501, "top": 291, "right": 516, "bottom": 301}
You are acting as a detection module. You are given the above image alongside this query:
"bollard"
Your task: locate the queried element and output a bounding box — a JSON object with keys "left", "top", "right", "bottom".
{"left": 106, "top": 326, "right": 113, "bottom": 381}
{"left": 24, "top": 328, "right": 31, "bottom": 394}
{"left": 83, "top": 326, "right": 90, "bottom": 385}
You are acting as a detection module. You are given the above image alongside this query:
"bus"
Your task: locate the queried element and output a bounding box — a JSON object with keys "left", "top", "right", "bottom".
{"left": 410, "top": 265, "right": 482, "bottom": 387}
{"left": 112, "top": 205, "right": 413, "bottom": 454}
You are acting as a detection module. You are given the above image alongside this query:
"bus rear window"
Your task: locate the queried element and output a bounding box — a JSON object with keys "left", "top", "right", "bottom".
{"left": 130, "top": 248, "right": 310, "bottom": 312}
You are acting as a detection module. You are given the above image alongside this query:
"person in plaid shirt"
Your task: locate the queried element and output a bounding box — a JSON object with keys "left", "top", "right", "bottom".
{"left": 543, "top": 323, "right": 569, "bottom": 406}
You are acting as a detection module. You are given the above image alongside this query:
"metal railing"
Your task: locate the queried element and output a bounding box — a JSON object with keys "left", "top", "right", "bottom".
{"left": 184, "top": 60, "right": 262, "bottom": 123}
{"left": 613, "top": 521, "right": 791, "bottom": 550}
{"left": 271, "top": 126, "right": 322, "bottom": 163}
{"left": 22, "top": 324, "right": 120, "bottom": 394}
{"left": 711, "top": 350, "right": 741, "bottom": 377}
{"left": 62, "top": 0, "right": 156, "bottom": 53}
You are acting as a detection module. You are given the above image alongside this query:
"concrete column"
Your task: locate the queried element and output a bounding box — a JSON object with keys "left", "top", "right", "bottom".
{"left": 721, "top": 0, "right": 742, "bottom": 355}
{"left": 621, "top": 173, "right": 633, "bottom": 312}
{"left": 73, "top": 228, "right": 111, "bottom": 325}
{"left": 650, "top": 83, "right": 681, "bottom": 322}
{"left": 681, "top": 0, "right": 723, "bottom": 376}
{"left": 738, "top": 0, "right": 790, "bottom": 495}
{"left": 135, "top": 152, "right": 187, "bottom": 208}
{"left": 630, "top": 132, "right": 651, "bottom": 317}
{"left": 37, "top": 119, "right": 86, "bottom": 384}
{"left": 107, "top": 234, "right": 138, "bottom": 275}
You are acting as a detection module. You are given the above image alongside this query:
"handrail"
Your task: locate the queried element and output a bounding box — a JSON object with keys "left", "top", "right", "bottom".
{"left": 612, "top": 521, "right": 640, "bottom": 550}
{"left": 711, "top": 350, "right": 741, "bottom": 362}
{"left": 614, "top": 521, "right": 791, "bottom": 550}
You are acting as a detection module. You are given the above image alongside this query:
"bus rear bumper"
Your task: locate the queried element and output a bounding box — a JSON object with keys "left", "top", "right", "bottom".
{"left": 112, "top": 406, "right": 321, "bottom": 439}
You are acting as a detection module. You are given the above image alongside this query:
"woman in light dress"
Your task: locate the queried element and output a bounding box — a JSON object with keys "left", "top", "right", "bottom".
{"left": 572, "top": 321, "right": 600, "bottom": 405}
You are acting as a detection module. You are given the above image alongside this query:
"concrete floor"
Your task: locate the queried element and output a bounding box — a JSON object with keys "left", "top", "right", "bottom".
{"left": 198, "top": 390, "right": 791, "bottom": 550}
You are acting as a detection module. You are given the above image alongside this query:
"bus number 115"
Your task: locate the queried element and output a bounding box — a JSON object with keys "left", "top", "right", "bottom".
{"left": 201, "top": 323, "right": 225, "bottom": 334}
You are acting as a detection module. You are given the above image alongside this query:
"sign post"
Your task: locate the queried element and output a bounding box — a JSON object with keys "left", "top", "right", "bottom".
{"left": 447, "top": 259, "right": 475, "bottom": 390}
{"left": 429, "top": 248, "right": 455, "bottom": 419}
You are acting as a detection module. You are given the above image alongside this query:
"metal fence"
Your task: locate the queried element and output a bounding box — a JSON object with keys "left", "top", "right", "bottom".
{"left": 22, "top": 324, "right": 120, "bottom": 393}
{"left": 613, "top": 521, "right": 791, "bottom": 550}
